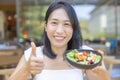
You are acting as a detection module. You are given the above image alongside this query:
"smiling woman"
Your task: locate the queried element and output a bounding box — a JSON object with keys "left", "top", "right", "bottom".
{"left": 45, "top": 8, "right": 73, "bottom": 50}
{"left": 9, "top": 1, "right": 110, "bottom": 80}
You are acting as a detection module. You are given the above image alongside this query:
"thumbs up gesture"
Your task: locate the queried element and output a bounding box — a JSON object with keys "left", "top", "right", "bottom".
{"left": 29, "top": 42, "right": 44, "bottom": 76}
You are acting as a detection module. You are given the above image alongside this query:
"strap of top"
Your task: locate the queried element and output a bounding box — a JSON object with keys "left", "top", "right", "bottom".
{"left": 24, "top": 47, "right": 43, "bottom": 61}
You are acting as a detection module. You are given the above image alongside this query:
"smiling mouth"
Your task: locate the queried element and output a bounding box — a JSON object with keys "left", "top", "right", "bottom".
{"left": 54, "top": 36, "right": 65, "bottom": 41}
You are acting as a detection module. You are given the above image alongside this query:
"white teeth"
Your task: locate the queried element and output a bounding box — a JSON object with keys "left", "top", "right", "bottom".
{"left": 54, "top": 36, "right": 64, "bottom": 40}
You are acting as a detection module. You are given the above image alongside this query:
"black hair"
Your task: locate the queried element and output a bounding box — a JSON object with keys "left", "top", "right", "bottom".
{"left": 43, "top": 1, "right": 83, "bottom": 58}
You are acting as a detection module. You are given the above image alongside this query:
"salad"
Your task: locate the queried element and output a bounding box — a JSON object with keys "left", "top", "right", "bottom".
{"left": 66, "top": 49, "right": 102, "bottom": 65}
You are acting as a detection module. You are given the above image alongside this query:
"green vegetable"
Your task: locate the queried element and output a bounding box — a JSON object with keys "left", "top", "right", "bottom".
{"left": 66, "top": 49, "right": 102, "bottom": 65}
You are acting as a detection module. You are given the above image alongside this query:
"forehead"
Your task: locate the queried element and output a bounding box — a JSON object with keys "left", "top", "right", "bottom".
{"left": 48, "top": 8, "right": 70, "bottom": 21}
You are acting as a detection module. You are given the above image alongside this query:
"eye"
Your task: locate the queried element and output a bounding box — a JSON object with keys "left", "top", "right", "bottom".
{"left": 64, "top": 23, "right": 69, "bottom": 26}
{"left": 51, "top": 21, "right": 58, "bottom": 25}
{"left": 64, "top": 23, "right": 71, "bottom": 27}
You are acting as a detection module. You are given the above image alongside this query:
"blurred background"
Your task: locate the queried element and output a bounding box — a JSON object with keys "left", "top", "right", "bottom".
{"left": 0, "top": 0, "right": 120, "bottom": 80}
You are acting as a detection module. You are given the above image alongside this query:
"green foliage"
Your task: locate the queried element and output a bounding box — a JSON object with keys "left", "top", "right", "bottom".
{"left": 20, "top": 5, "right": 48, "bottom": 40}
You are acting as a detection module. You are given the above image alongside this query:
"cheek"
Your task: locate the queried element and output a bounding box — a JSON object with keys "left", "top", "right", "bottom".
{"left": 45, "top": 24, "right": 51, "bottom": 33}
{"left": 67, "top": 29, "right": 73, "bottom": 39}
{"left": 45, "top": 26, "right": 54, "bottom": 37}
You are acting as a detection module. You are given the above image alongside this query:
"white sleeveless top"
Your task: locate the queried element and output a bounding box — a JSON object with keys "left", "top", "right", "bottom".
{"left": 24, "top": 46, "right": 93, "bottom": 80}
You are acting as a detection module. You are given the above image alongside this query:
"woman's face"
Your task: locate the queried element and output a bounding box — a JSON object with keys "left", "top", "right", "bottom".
{"left": 45, "top": 8, "right": 73, "bottom": 48}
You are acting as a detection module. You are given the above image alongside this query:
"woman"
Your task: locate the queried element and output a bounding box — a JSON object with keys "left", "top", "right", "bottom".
{"left": 9, "top": 1, "right": 110, "bottom": 80}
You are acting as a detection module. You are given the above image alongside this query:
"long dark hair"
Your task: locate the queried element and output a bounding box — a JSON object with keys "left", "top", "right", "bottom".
{"left": 43, "top": 1, "right": 83, "bottom": 58}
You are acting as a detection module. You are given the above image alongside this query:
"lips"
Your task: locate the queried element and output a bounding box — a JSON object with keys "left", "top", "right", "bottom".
{"left": 54, "top": 35, "right": 65, "bottom": 41}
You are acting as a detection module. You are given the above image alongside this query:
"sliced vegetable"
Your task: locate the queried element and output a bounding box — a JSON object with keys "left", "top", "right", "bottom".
{"left": 66, "top": 49, "right": 101, "bottom": 65}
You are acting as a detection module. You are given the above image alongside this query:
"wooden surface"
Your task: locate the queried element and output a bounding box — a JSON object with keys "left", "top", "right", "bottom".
{"left": 0, "top": 49, "right": 18, "bottom": 56}
{"left": 0, "top": 68, "right": 15, "bottom": 80}
{"left": 104, "top": 56, "right": 120, "bottom": 76}
{"left": 0, "top": 48, "right": 23, "bottom": 67}
{"left": 0, "top": 48, "right": 23, "bottom": 80}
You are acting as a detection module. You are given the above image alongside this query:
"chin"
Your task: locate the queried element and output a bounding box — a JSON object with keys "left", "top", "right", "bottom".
{"left": 53, "top": 43, "right": 66, "bottom": 48}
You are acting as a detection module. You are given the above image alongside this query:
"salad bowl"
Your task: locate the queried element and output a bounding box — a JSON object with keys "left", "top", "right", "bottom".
{"left": 64, "top": 49, "right": 102, "bottom": 69}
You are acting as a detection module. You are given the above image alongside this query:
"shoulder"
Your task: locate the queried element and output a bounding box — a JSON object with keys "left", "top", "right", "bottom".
{"left": 25, "top": 46, "right": 43, "bottom": 52}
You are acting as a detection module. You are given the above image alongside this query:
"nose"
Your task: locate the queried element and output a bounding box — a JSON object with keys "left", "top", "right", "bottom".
{"left": 56, "top": 24, "right": 64, "bottom": 34}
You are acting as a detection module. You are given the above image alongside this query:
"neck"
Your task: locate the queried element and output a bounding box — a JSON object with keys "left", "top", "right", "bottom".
{"left": 51, "top": 45, "right": 67, "bottom": 57}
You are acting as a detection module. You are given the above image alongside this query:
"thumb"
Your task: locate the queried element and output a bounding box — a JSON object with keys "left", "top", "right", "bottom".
{"left": 31, "top": 42, "right": 36, "bottom": 56}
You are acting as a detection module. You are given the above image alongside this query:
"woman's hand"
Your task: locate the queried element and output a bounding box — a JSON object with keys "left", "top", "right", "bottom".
{"left": 8, "top": 42, "right": 44, "bottom": 80}
{"left": 28, "top": 42, "right": 44, "bottom": 77}
{"left": 85, "top": 50, "right": 111, "bottom": 80}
